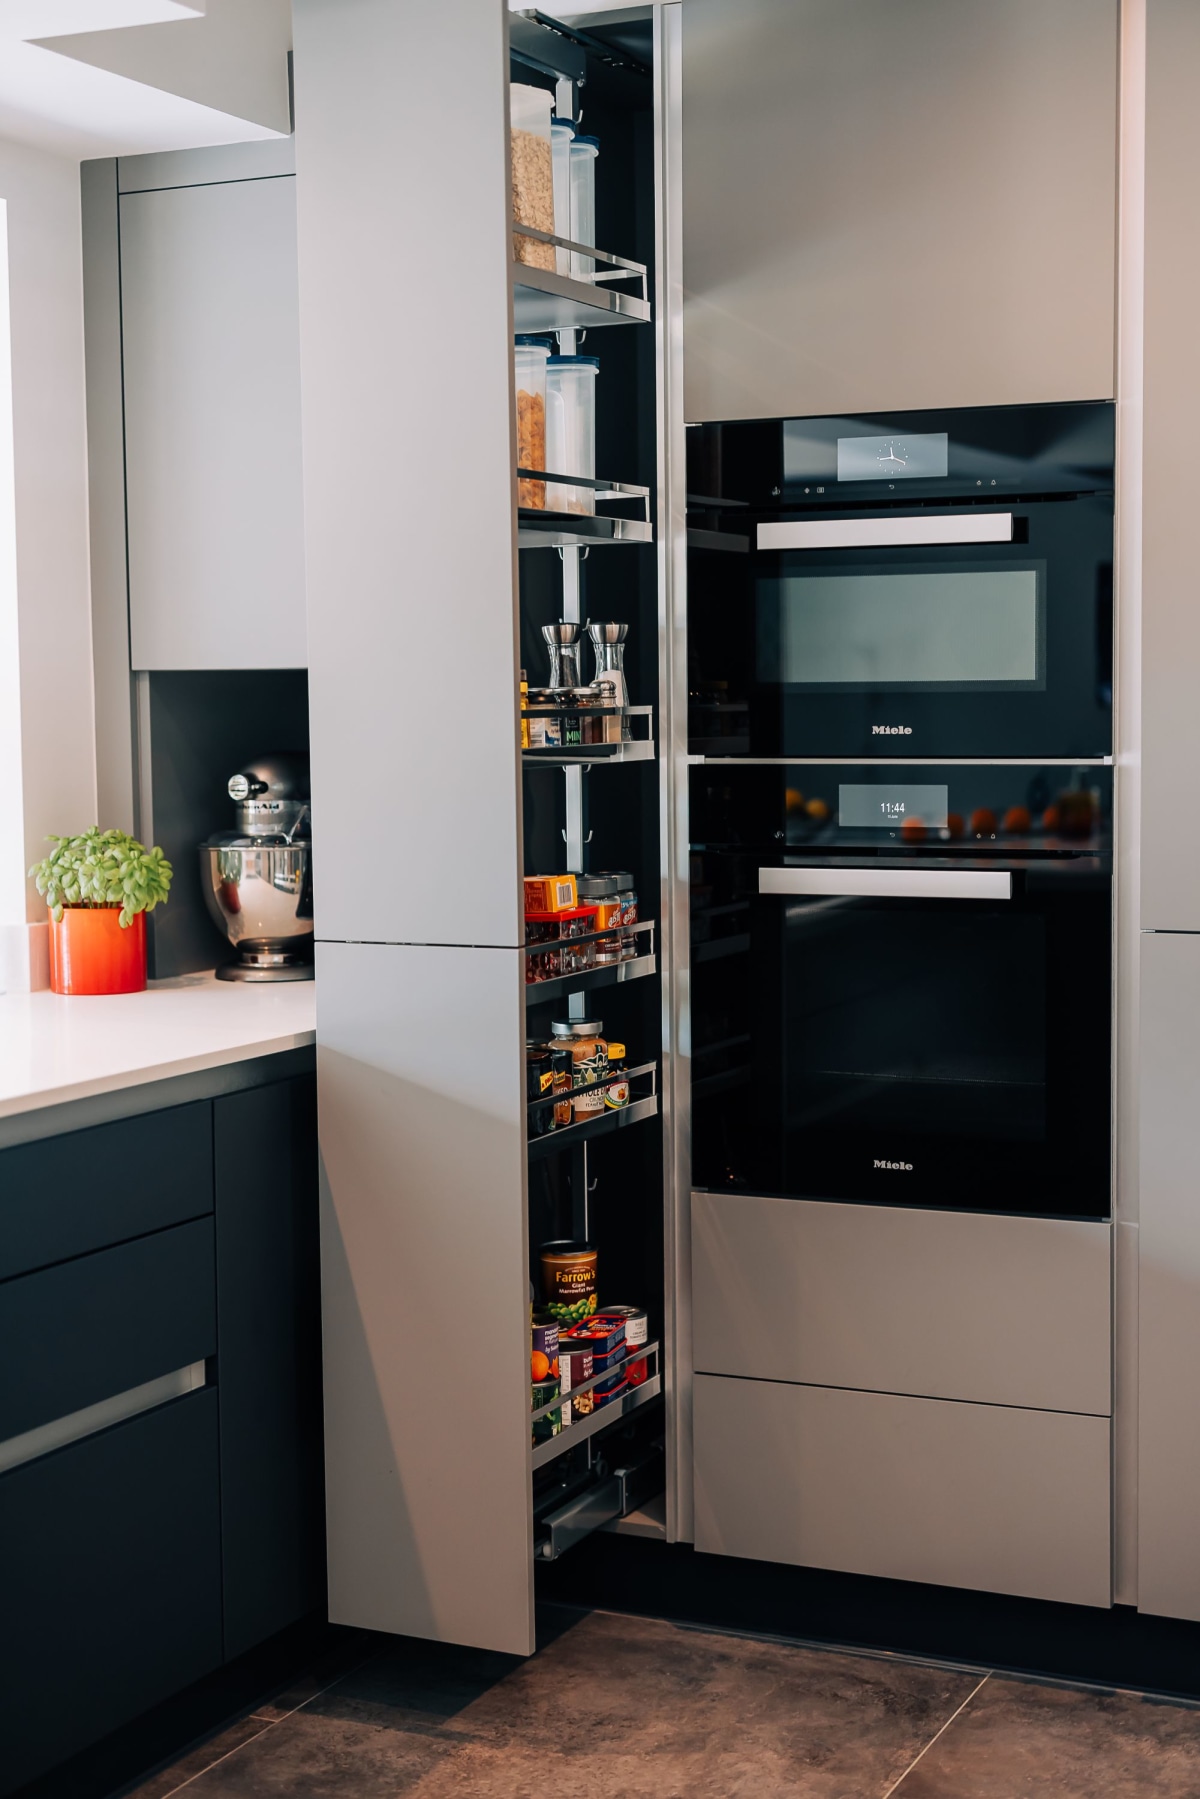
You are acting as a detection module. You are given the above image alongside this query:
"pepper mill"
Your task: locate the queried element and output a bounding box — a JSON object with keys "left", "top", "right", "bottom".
{"left": 542, "top": 621, "right": 586, "bottom": 690}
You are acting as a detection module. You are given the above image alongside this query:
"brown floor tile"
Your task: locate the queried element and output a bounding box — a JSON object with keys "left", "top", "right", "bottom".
{"left": 166, "top": 1610, "right": 978, "bottom": 1799}
{"left": 892, "top": 1675, "right": 1200, "bottom": 1798}
{"left": 122, "top": 1715, "right": 274, "bottom": 1798}
{"left": 249, "top": 1631, "right": 387, "bottom": 1722}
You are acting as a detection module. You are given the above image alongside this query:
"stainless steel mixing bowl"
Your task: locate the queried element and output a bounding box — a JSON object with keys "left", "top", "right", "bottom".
{"left": 201, "top": 842, "right": 314, "bottom": 981}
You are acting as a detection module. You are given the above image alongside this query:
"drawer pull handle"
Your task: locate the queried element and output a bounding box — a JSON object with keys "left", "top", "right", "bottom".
{"left": 759, "top": 868, "right": 1012, "bottom": 901}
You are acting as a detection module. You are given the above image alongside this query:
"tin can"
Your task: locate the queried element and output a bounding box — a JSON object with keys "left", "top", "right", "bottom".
{"left": 605, "top": 1304, "right": 648, "bottom": 1383}
{"left": 604, "top": 1043, "right": 629, "bottom": 1109}
{"left": 540, "top": 1239, "right": 598, "bottom": 1325}
{"left": 531, "top": 1310, "right": 559, "bottom": 1384}
{"left": 559, "top": 1337, "right": 594, "bottom": 1416}
{"left": 563, "top": 1312, "right": 627, "bottom": 1406}
{"left": 526, "top": 1046, "right": 555, "bottom": 1136}
{"left": 550, "top": 1048, "right": 574, "bottom": 1127}
{"left": 532, "top": 1375, "right": 562, "bottom": 1443}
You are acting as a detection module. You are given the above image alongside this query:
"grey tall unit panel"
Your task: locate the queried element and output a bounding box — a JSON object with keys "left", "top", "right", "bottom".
{"left": 680, "top": 0, "right": 1119, "bottom": 421}
{"left": 292, "top": 0, "right": 533, "bottom": 1655}
{"left": 1140, "top": 0, "right": 1200, "bottom": 933}
{"left": 1138, "top": 0, "right": 1200, "bottom": 1623}
{"left": 120, "top": 155, "right": 307, "bottom": 671}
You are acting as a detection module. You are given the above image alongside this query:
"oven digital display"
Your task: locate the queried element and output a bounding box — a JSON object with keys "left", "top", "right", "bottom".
{"left": 838, "top": 784, "right": 950, "bottom": 830}
{"left": 837, "top": 432, "right": 949, "bottom": 482}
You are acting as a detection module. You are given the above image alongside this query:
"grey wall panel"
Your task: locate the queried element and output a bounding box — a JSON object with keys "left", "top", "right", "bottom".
{"left": 293, "top": 0, "right": 523, "bottom": 950}
{"left": 1140, "top": 0, "right": 1200, "bottom": 930}
{"left": 121, "top": 175, "right": 306, "bottom": 671}
{"left": 693, "top": 1194, "right": 1111, "bottom": 1416}
{"left": 681, "top": 0, "right": 1118, "bottom": 421}
{"left": 694, "top": 1374, "right": 1112, "bottom": 1608}
{"left": 315, "top": 940, "right": 533, "bottom": 1656}
{"left": 1138, "top": 931, "right": 1200, "bottom": 1619}
{"left": 81, "top": 158, "right": 135, "bottom": 837}
{"left": 118, "top": 137, "right": 296, "bottom": 194}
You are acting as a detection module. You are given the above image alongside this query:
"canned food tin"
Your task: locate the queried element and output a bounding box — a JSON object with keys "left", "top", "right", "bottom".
{"left": 540, "top": 1239, "right": 598, "bottom": 1324}
{"left": 605, "top": 1304, "right": 648, "bottom": 1383}
{"left": 563, "top": 1312, "right": 627, "bottom": 1405}
{"left": 532, "top": 1375, "right": 562, "bottom": 1443}
{"left": 531, "top": 1310, "right": 559, "bottom": 1384}
{"left": 559, "top": 1338, "right": 594, "bottom": 1416}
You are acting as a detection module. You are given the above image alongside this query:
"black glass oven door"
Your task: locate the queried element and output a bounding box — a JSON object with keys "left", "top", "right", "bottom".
{"left": 691, "top": 858, "right": 1111, "bottom": 1220}
{"left": 688, "top": 498, "right": 1112, "bottom": 758}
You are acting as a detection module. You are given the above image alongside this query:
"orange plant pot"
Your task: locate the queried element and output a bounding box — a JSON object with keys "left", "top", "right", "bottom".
{"left": 48, "top": 906, "right": 146, "bottom": 996}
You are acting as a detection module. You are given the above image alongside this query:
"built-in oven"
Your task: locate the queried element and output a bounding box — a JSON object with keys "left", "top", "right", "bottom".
{"left": 687, "top": 402, "right": 1114, "bottom": 760}
{"left": 690, "top": 764, "right": 1112, "bottom": 1219}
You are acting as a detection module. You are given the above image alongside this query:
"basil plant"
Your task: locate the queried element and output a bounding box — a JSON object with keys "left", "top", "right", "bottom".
{"left": 30, "top": 828, "right": 173, "bottom": 928}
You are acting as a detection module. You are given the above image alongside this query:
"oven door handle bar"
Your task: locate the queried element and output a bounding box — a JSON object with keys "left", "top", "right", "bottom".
{"left": 756, "top": 514, "right": 1015, "bottom": 550}
{"left": 758, "top": 867, "right": 1013, "bottom": 901}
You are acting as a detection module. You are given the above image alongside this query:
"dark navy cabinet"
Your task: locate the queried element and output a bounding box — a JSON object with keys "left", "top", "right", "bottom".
{"left": 0, "top": 1069, "right": 323, "bottom": 1795}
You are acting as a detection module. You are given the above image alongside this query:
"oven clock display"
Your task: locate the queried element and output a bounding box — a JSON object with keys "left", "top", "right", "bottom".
{"left": 876, "top": 442, "right": 908, "bottom": 473}
{"left": 838, "top": 783, "right": 950, "bottom": 830}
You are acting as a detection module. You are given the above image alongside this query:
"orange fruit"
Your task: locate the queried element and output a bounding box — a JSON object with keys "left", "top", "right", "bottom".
{"left": 805, "top": 797, "right": 830, "bottom": 821}
{"left": 970, "top": 808, "right": 997, "bottom": 837}
{"left": 945, "top": 813, "right": 965, "bottom": 840}
{"left": 1042, "top": 804, "right": 1060, "bottom": 832}
{"left": 531, "top": 1349, "right": 550, "bottom": 1382}
{"left": 1003, "top": 805, "right": 1032, "bottom": 834}
{"left": 785, "top": 787, "right": 805, "bottom": 812}
{"left": 900, "top": 816, "right": 926, "bottom": 842}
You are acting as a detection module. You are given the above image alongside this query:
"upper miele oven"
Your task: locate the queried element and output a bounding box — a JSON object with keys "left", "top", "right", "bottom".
{"left": 687, "top": 402, "right": 1114, "bottom": 760}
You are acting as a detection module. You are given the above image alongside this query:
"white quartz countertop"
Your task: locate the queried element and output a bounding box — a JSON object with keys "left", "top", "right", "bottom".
{"left": 0, "top": 972, "right": 316, "bottom": 1119}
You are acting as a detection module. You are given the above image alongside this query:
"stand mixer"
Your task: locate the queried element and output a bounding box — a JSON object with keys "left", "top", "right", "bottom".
{"left": 201, "top": 753, "right": 314, "bottom": 982}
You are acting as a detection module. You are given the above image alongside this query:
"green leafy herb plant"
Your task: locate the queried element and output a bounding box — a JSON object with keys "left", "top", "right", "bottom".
{"left": 30, "top": 828, "right": 173, "bottom": 929}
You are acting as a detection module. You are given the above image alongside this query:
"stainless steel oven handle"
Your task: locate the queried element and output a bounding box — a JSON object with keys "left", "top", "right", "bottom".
{"left": 756, "top": 514, "right": 1015, "bottom": 550}
{"left": 759, "top": 867, "right": 1012, "bottom": 901}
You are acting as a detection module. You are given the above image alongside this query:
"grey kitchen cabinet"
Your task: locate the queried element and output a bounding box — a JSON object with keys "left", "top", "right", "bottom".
{"left": 692, "top": 1194, "right": 1112, "bottom": 1416}
{"left": 1139, "top": 932, "right": 1200, "bottom": 1620}
{"left": 681, "top": 0, "right": 1119, "bottom": 421}
{"left": 694, "top": 1374, "right": 1112, "bottom": 1608}
{"left": 120, "top": 161, "right": 306, "bottom": 670}
{"left": 1140, "top": 0, "right": 1200, "bottom": 930}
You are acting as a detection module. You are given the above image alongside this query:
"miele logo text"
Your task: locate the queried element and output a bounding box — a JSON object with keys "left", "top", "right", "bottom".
{"left": 874, "top": 1159, "right": 913, "bottom": 1171}
{"left": 871, "top": 725, "right": 912, "bottom": 735}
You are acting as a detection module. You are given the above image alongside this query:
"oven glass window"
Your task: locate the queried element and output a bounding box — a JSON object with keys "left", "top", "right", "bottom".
{"left": 759, "top": 563, "right": 1045, "bottom": 689}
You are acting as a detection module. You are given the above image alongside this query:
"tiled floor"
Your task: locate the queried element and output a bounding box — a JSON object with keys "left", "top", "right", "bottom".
{"left": 123, "top": 1607, "right": 1200, "bottom": 1799}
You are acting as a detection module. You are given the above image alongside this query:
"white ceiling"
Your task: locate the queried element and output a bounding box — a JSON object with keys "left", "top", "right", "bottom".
{"left": 0, "top": 0, "right": 289, "bottom": 161}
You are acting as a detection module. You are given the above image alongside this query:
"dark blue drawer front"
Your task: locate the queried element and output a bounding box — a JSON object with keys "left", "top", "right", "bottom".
{"left": 0, "top": 1388, "right": 222, "bottom": 1794}
{"left": 0, "top": 1101, "right": 213, "bottom": 1281}
{"left": 0, "top": 1217, "right": 216, "bottom": 1440}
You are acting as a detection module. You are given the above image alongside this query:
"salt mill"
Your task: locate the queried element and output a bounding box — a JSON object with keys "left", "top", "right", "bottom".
{"left": 587, "top": 621, "right": 631, "bottom": 741}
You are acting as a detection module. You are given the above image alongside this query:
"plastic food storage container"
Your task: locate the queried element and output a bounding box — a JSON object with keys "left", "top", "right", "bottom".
{"left": 546, "top": 355, "right": 599, "bottom": 514}
{"left": 569, "top": 134, "right": 599, "bottom": 278}
{"left": 550, "top": 115, "right": 576, "bottom": 273}
{"left": 514, "top": 337, "right": 549, "bottom": 508}
{"left": 510, "top": 83, "right": 555, "bottom": 269}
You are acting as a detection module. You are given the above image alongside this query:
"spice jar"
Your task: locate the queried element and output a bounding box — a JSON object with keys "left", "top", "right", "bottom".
{"left": 526, "top": 688, "right": 563, "bottom": 748}
{"left": 576, "top": 873, "right": 623, "bottom": 964}
{"left": 604, "top": 1042, "right": 629, "bottom": 1109}
{"left": 510, "top": 84, "right": 555, "bottom": 269}
{"left": 525, "top": 907, "right": 597, "bottom": 978}
{"left": 587, "top": 871, "right": 637, "bottom": 957}
{"left": 519, "top": 669, "right": 530, "bottom": 750}
{"left": 550, "top": 1047, "right": 574, "bottom": 1127}
{"left": 514, "top": 337, "right": 550, "bottom": 508}
{"left": 526, "top": 1044, "right": 555, "bottom": 1136}
{"left": 551, "top": 1017, "right": 609, "bottom": 1118}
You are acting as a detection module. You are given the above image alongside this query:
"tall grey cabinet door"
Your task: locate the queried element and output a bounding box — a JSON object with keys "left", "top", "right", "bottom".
{"left": 1139, "top": 932, "right": 1200, "bottom": 1620}
{"left": 121, "top": 176, "right": 306, "bottom": 670}
{"left": 1141, "top": 0, "right": 1200, "bottom": 931}
{"left": 681, "top": 0, "right": 1118, "bottom": 421}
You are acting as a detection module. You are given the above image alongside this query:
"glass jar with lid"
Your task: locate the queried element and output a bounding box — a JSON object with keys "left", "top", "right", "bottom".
{"left": 588, "top": 871, "right": 637, "bottom": 957}
{"left": 550, "top": 1018, "right": 609, "bottom": 1118}
{"left": 576, "top": 873, "right": 623, "bottom": 963}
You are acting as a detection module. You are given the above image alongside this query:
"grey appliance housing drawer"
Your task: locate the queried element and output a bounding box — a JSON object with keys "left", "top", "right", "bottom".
{"left": 692, "top": 1192, "right": 1111, "bottom": 1415}
{"left": 694, "top": 1373, "right": 1111, "bottom": 1607}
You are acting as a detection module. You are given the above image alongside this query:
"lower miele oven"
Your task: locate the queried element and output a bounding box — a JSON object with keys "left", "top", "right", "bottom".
{"left": 690, "top": 764, "right": 1112, "bottom": 1219}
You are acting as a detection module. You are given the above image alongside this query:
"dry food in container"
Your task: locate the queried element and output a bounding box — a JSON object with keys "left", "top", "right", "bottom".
{"left": 550, "top": 115, "right": 576, "bottom": 272}
{"left": 514, "top": 337, "right": 550, "bottom": 507}
{"left": 525, "top": 907, "right": 598, "bottom": 980}
{"left": 510, "top": 84, "right": 555, "bottom": 269}
{"left": 569, "top": 132, "right": 599, "bottom": 278}
{"left": 526, "top": 688, "right": 563, "bottom": 748}
{"left": 576, "top": 873, "right": 623, "bottom": 963}
{"left": 540, "top": 1238, "right": 598, "bottom": 1325}
{"left": 546, "top": 356, "right": 599, "bottom": 514}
